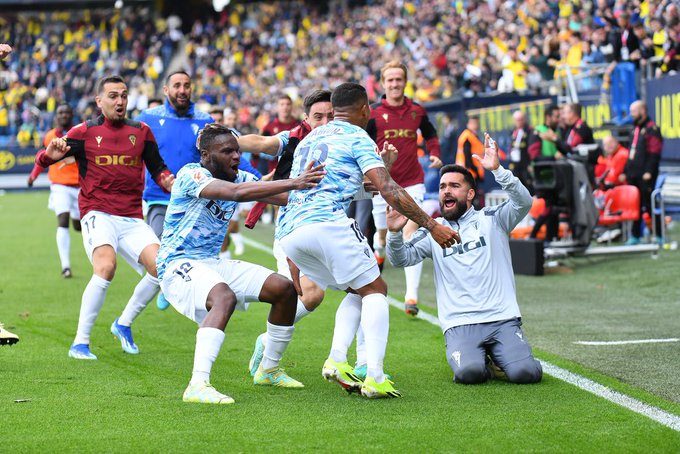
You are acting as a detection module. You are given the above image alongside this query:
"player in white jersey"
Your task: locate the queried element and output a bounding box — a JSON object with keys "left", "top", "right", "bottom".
{"left": 386, "top": 134, "right": 542, "bottom": 384}
{"left": 277, "top": 83, "right": 459, "bottom": 398}
{"left": 156, "top": 123, "right": 326, "bottom": 404}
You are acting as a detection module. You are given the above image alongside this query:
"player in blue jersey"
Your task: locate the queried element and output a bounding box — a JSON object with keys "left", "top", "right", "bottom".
{"left": 157, "top": 123, "right": 325, "bottom": 404}
{"left": 277, "top": 83, "right": 460, "bottom": 398}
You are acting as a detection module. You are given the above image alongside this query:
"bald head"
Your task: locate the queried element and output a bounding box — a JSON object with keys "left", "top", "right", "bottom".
{"left": 630, "top": 100, "right": 647, "bottom": 124}
{"left": 602, "top": 135, "right": 619, "bottom": 155}
{"left": 513, "top": 110, "right": 526, "bottom": 129}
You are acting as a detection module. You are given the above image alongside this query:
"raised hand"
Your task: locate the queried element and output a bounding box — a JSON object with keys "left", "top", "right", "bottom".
{"left": 380, "top": 141, "right": 399, "bottom": 170}
{"left": 428, "top": 155, "right": 443, "bottom": 168}
{"left": 160, "top": 173, "right": 175, "bottom": 191}
{"left": 45, "top": 137, "right": 71, "bottom": 161}
{"left": 0, "top": 43, "right": 12, "bottom": 60}
{"left": 472, "top": 132, "right": 500, "bottom": 171}
{"left": 293, "top": 160, "right": 326, "bottom": 189}
{"left": 386, "top": 206, "right": 409, "bottom": 232}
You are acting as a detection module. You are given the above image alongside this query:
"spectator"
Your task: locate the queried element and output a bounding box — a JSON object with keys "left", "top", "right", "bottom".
{"left": 509, "top": 110, "right": 534, "bottom": 191}
{"left": 597, "top": 136, "right": 629, "bottom": 188}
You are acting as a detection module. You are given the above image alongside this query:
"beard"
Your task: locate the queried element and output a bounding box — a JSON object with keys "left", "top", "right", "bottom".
{"left": 440, "top": 199, "right": 468, "bottom": 221}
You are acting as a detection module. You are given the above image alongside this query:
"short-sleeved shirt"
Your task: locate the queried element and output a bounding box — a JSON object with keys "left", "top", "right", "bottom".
{"left": 156, "top": 162, "right": 259, "bottom": 279}
{"left": 275, "top": 119, "right": 384, "bottom": 240}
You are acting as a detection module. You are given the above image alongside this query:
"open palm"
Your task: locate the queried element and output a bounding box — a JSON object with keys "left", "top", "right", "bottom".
{"left": 472, "top": 132, "right": 500, "bottom": 171}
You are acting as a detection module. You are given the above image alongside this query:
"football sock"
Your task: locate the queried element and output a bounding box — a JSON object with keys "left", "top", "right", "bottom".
{"left": 231, "top": 232, "right": 244, "bottom": 250}
{"left": 355, "top": 325, "right": 367, "bottom": 367}
{"left": 329, "top": 293, "right": 362, "bottom": 363}
{"left": 294, "top": 299, "right": 313, "bottom": 323}
{"left": 118, "top": 274, "right": 159, "bottom": 327}
{"left": 74, "top": 274, "right": 111, "bottom": 344}
{"left": 261, "top": 322, "right": 294, "bottom": 370}
{"left": 404, "top": 262, "right": 423, "bottom": 302}
{"left": 360, "top": 293, "right": 389, "bottom": 383}
{"left": 56, "top": 226, "right": 70, "bottom": 270}
{"left": 190, "top": 327, "right": 225, "bottom": 385}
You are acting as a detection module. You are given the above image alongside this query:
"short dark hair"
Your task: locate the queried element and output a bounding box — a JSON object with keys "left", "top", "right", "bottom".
{"left": 166, "top": 70, "right": 191, "bottom": 84}
{"left": 303, "top": 89, "right": 332, "bottom": 114}
{"left": 96, "top": 75, "right": 126, "bottom": 94}
{"left": 56, "top": 103, "right": 72, "bottom": 112}
{"left": 148, "top": 98, "right": 163, "bottom": 106}
{"left": 467, "top": 115, "right": 480, "bottom": 122}
{"left": 545, "top": 104, "right": 560, "bottom": 120}
{"left": 209, "top": 106, "right": 224, "bottom": 115}
{"left": 278, "top": 94, "right": 292, "bottom": 102}
{"left": 196, "top": 123, "right": 238, "bottom": 151}
{"left": 440, "top": 164, "right": 477, "bottom": 191}
{"left": 331, "top": 83, "right": 367, "bottom": 109}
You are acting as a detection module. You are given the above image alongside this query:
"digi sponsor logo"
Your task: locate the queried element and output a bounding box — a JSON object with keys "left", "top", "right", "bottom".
{"left": 205, "top": 200, "right": 233, "bottom": 221}
{"left": 443, "top": 236, "right": 487, "bottom": 257}
{"left": 384, "top": 128, "right": 416, "bottom": 139}
{"left": 95, "top": 155, "right": 142, "bottom": 167}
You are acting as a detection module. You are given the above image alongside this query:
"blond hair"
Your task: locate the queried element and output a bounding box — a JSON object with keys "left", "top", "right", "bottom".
{"left": 380, "top": 60, "right": 408, "bottom": 82}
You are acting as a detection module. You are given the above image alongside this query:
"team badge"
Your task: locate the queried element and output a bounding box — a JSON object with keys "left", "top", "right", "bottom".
{"left": 411, "top": 111, "right": 417, "bottom": 121}
{"left": 191, "top": 124, "right": 199, "bottom": 135}
{"left": 95, "top": 136, "right": 102, "bottom": 146}
{"left": 159, "top": 119, "right": 165, "bottom": 126}
{"left": 382, "top": 113, "right": 388, "bottom": 122}
{"left": 192, "top": 170, "right": 207, "bottom": 183}
{"left": 128, "top": 134, "right": 136, "bottom": 146}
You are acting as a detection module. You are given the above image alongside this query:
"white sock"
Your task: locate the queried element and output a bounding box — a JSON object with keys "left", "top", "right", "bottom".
{"left": 56, "top": 226, "right": 70, "bottom": 270}
{"left": 294, "top": 299, "right": 313, "bottom": 323}
{"left": 329, "top": 293, "right": 362, "bottom": 363}
{"left": 360, "top": 293, "right": 389, "bottom": 383}
{"left": 190, "top": 327, "right": 225, "bottom": 385}
{"left": 118, "top": 274, "right": 159, "bottom": 327}
{"left": 74, "top": 275, "right": 111, "bottom": 345}
{"left": 355, "top": 325, "right": 366, "bottom": 367}
{"left": 261, "top": 322, "right": 294, "bottom": 370}
{"left": 231, "top": 232, "right": 244, "bottom": 249}
{"left": 404, "top": 262, "right": 423, "bottom": 302}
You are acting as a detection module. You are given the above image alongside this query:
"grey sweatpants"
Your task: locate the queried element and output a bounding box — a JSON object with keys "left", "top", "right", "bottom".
{"left": 444, "top": 318, "right": 542, "bottom": 384}
{"left": 146, "top": 204, "right": 167, "bottom": 239}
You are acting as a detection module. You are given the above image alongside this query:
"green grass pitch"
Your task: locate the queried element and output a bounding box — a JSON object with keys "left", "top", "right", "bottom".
{"left": 1, "top": 190, "right": 679, "bottom": 452}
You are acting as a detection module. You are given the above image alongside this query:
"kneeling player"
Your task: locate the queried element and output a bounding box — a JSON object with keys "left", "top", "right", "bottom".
{"left": 156, "top": 124, "right": 325, "bottom": 404}
{"left": 386, "top": 134, "right": 542, "bottom": 385}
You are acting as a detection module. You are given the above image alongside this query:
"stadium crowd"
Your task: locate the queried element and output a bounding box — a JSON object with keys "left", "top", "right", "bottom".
{"left": 1, "top": 0, "right": 679, "bottom": 141}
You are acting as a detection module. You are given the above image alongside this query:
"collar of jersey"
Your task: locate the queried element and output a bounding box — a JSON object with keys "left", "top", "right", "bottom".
{"left": 164, "top": 99, "right": 195, "bottom": 118}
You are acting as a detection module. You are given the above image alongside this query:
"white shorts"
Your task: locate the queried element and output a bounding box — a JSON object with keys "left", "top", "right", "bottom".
{"left": 160, "top": 258, "right": 274, "bottom": 324}
{"left": 273, "top": 238, "right": 291, "bottom": 278}
{"left": 80, "top": 210, "right": 160, "bottom": 275}
{"left": 280, "top": 218, "right": 380, "bottom": 292}
{"left": 48, "top": 184, "right": 80, "bottom": 219}
{"left": 371, "top": 183, "right": 425, "bottom": 229}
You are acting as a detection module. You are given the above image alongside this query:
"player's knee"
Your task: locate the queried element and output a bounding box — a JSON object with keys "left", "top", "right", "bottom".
{"left": 300, "top": 285, "right": 324, "bottom": 310}
{"left": 209, "top": 287, "right": 238, "bottom": 316}
{"left": 269, "top": 275, "right": 298, "bottom": 305}
{"left": 454, "top": 363, "right": 488, "bottom": 385}
{"left": 93, "top": 261, "right": 116, "bottom": 280}
{"left": 504, "top": 359, "right": 543, "bottom": 384}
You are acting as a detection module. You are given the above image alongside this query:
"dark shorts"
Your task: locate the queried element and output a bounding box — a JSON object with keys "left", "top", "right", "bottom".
{"left": 444, "top": 318, "right": 542, "bottom": 384}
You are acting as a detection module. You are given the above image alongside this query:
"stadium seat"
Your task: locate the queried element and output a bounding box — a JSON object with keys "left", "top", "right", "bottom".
{"left": 598, "top": 185, "right": 640, "bottom": 241}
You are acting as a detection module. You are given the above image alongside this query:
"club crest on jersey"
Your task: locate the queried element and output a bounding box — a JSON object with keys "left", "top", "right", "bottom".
{"left": 95, "top": 136, "right": 102, "bottom": 147}
{"left": 192, "top": 170, "right": 207, "bottom": 183}
{"left": 382, "top": 113, "right": 388, "bottom": 122}
{"left": 159, "top": 119, "right": 165, "bottom": 126}
{"left": 128, "top": 134, "right": 136, "bottom": 146}
{"left": 192, "top": 124, "right": 199, "bottom": 135}
{"left": 411, "top": 111, "right": 417, "bottom": 121}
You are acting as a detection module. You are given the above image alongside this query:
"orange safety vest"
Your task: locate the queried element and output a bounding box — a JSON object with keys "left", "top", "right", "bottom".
{"left": 456, "top": 129, "right": 485, "bottom": 180}
{"left": 44, "top": 128, "right": 79, "bottom": 186}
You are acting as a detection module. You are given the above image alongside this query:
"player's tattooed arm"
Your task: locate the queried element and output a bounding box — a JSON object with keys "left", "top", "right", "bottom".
{"left": 365, "top": 167, "right": 460, "bottom": 247}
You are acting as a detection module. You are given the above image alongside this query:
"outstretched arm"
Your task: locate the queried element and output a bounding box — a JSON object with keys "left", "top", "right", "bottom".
{"left": 365, "top": 167, "right": 460, "bottom": 248}
{"left": 238, "top": 134, "right": 284, "bottom": 156}
{"left": 199, "top": 162, "right": 325, "bottom": 202}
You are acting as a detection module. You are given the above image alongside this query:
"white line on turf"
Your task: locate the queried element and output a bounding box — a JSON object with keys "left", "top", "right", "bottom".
{"left": 574, "top": 338, "right": 679, "bottom": 346}
{"left": 241, "top": 235, "right": 680, "bottom": 432}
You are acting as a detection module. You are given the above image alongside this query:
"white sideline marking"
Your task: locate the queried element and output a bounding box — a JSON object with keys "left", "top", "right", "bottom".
{"left": 241, "top": 236, "right": 680, "bottom": 431}
{"left": 575, "top": 338, "right": 679, "bottom": 346}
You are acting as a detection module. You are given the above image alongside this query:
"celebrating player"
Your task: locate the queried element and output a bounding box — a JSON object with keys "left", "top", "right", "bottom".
{"left": 367, "top": 60, "right": 443, "bottom": 317}
{"left": 156, "top": 123, "right": 325, "bottom": 404}
{"left": 28, "top": 104, "right": 81, "bottom": 278}
{"left": 36, "top": 75, "right": 174, "bottom": 360}
{"left": 386, "top": 134, "right": 543, "bottom": 385}
{"left": 277, "top": 83, "right": 458, "bottom": 398}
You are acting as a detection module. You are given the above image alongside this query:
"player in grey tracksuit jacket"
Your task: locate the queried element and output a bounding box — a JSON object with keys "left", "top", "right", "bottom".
{"left": 386, "top": 134, "right": 542, "bottom": 384}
